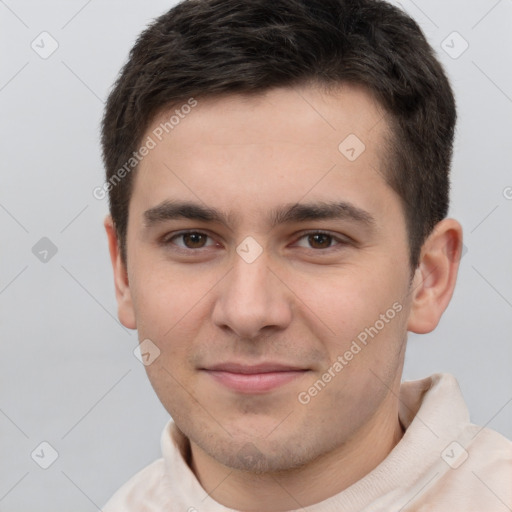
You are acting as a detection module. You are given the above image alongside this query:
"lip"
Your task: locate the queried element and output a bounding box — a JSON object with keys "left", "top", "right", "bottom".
{"left": 201, "top": 362, "right": 309, "bottom": 393}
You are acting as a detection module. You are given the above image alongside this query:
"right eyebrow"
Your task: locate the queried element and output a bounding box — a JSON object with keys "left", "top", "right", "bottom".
{"left": 144, "top": 200, "right": 234, "bottom": 228}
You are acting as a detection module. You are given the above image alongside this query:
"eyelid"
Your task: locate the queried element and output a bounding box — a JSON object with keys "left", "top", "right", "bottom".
{"left": 162, "top": 229, "right": 220, "bottom": 249}
{"left": 291, "top": 230, "right": 353, "bottom": 249}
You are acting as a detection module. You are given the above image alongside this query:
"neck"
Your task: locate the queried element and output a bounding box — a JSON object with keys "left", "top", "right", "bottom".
{"left": 188, "top": 396, "right": 404, "bottom": 511}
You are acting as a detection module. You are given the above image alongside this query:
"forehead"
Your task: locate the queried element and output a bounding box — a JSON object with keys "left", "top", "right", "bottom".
{"left": 150, "top": 83, "right": 387, "bottom": 153}
{"left": 131, "top": 83, "right": 397, "bottom": 227}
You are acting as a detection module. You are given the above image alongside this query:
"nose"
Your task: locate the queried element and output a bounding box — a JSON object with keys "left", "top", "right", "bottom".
{"left": 211, "top": 249, "right": 293, "bottom": 340}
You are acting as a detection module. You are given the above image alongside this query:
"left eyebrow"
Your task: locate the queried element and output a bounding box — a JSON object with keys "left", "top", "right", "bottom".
{"left": 143, "top": 199, "right": 376, "bottom": 230}
{"left": 269, "top": 201, "right": 376, "bottom": 228}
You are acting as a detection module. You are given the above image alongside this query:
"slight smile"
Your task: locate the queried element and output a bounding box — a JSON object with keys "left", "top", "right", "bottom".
{"left": 201, "top": 362, "right": 310, "bottom": 393}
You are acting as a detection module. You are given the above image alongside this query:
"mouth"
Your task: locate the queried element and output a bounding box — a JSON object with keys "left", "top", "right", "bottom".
{"left": 200, "top": 362, "right": 309, "bottom": 394}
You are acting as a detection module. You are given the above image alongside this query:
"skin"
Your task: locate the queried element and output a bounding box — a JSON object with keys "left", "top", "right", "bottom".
{"left": 105, "top": 83, "right": 463, "bottom": 511}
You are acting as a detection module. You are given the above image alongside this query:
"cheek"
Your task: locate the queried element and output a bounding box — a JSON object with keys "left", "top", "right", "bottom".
{"left": 129, "top": 257, "right": 210, "bottom": 339}
{"left": 299, "top": 265, "right": 405, "bottom": 344}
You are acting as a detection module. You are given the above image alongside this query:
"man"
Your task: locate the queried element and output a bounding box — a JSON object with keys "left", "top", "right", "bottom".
{"left": 100, "top": 0, "right": 512, "bottom": 510}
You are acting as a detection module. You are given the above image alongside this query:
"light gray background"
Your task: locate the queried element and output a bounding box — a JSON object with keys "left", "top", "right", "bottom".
{"left": 1, "top": 1, "right": 511, "bottom": 510}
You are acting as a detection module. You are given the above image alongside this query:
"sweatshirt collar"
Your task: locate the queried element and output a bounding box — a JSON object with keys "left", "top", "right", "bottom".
{"left": 161, "top": 373, "right": 469, "bottom": 512}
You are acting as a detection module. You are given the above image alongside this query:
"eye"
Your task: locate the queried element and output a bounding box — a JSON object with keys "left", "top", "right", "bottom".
{"left": 293, "top": 231, "right": 350, "bottom": 250}
{"left": 161, "top": 230, "right": 351, "bottom": 253}
{"left": 164, "top": 231, "right": 217, "bottom": 250}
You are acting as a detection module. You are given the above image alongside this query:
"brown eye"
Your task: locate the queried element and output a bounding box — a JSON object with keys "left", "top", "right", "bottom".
{"left": 293, "top": 231, "right": 350, "bottom": 251}
{"left": 181, "top": 232, "right": 208, "bottom": 248}
{"left": 307, "top": 233, "right": 333, "bottom": 249}
{"left": 165, "top": 231, "right": 216, "bottom": 250}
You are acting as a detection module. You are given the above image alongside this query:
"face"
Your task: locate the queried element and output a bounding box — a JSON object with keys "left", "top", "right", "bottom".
{"left": 117, "top": 84, "right": 416, "bottom": 473}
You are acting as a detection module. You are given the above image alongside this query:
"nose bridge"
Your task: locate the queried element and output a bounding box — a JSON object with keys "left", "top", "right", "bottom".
{"left": 232, "top": 252, "right": 272, "bottom": 302}
{"left": 212, "top": 248, "right": 291, "bottom": 338}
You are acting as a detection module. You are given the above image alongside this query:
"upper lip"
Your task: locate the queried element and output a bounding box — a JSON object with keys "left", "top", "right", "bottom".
{"left": 203, "top": 362, "right": 307, "bottom": 374}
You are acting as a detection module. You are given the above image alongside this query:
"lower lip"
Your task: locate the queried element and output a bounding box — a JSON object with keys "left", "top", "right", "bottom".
{"left": 203, "top": 370, "right": 307, "bottom": 393}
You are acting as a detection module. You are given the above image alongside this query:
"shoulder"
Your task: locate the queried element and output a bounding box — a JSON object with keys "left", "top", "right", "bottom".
{"left": 419, "top": 425, "right": 512, "bottom": 510}
{"left": 464, "top": 423, "right": 512, "bottom": 476}
{"left": 102, "top": 458, "right": 167, "bottom": 511}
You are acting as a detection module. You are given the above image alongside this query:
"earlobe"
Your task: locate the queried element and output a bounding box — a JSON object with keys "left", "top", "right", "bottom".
{"left": 104, "top": 215, "right": 137, "bottom": 330}
{"left": 407, "top": 219, "right": 463, "bottom": 334}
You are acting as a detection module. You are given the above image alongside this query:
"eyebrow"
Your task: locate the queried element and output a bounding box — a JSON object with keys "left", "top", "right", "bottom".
{"left": 143, "top": 199, "right": 376, "bottom": 230}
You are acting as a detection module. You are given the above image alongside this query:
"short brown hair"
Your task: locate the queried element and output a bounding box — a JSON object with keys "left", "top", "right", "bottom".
{"left": 101, "top": 0, "right": 456, "bottom": 267}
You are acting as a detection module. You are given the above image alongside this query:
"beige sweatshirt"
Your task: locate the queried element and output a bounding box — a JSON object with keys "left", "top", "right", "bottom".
{"left": 103, "top": 374, "right": 512, "bottom": 511}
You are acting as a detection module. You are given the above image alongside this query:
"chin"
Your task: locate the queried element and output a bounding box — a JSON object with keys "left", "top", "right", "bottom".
{"left": 195, "top": 429, "right": 316, "bottom": 474}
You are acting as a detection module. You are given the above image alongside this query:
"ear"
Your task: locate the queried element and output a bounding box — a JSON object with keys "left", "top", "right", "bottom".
{"left": 407, "top": 218, "right": 463, "bottom": 334}
{"left": 104, "top": 215, "right": 137, "bottom": 329}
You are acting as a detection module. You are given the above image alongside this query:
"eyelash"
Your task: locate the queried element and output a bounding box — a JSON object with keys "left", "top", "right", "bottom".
{"left": 161, "top": 230, "right": 351, "bottom": 253}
